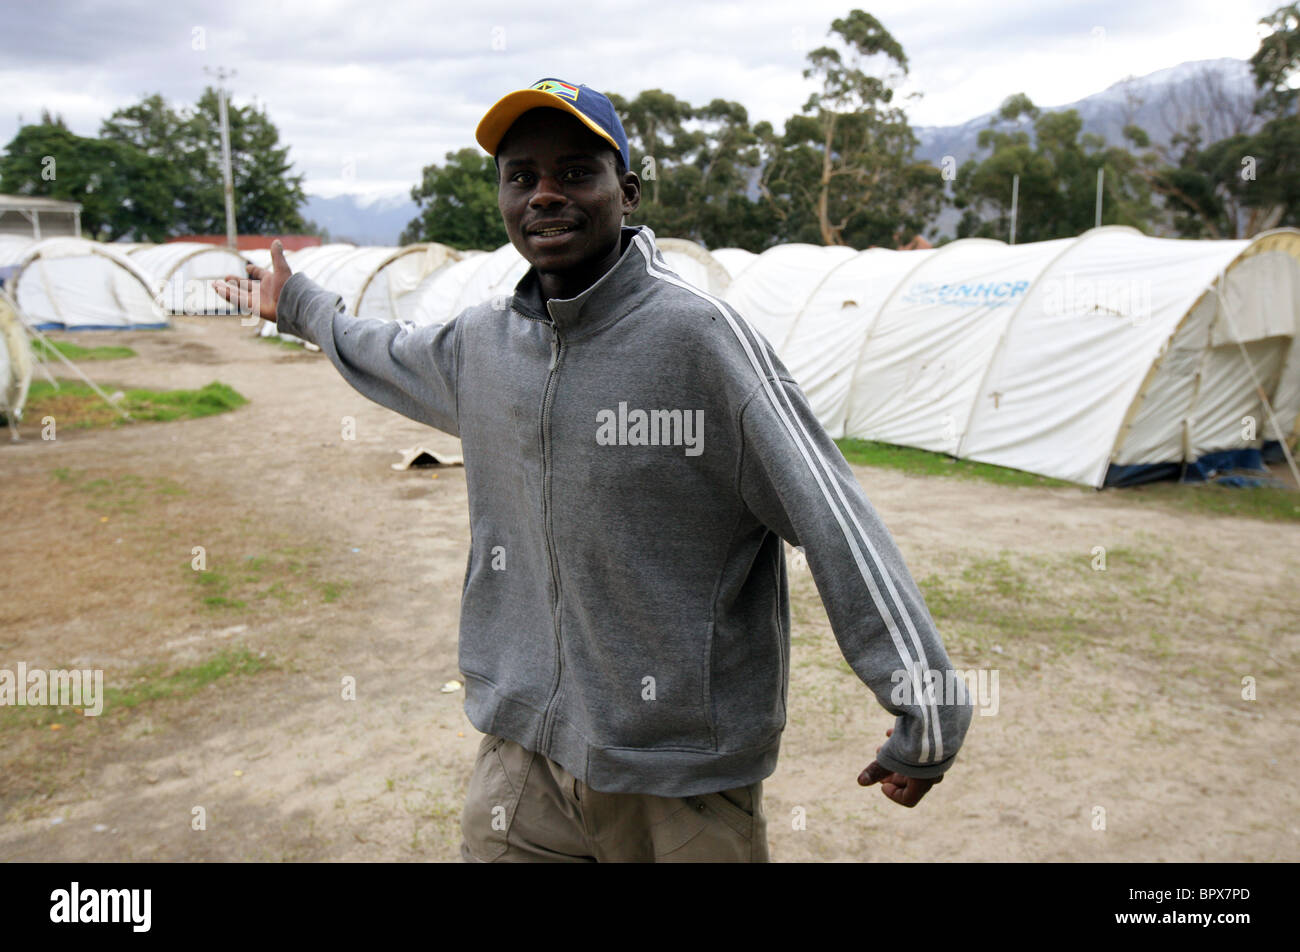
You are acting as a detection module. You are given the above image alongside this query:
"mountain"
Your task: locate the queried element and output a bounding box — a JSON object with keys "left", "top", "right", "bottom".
{"left": 299, "top": 192, "right": 419, "bottom": 246}
{"left": 913, "top": 57, "right": 1259, "bottom": 171}
{"left": 912, "top": 58, "right": 1260, "bottom": 240}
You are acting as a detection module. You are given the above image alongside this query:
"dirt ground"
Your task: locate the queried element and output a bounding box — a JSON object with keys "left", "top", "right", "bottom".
{"left": 1, "top": 315, "right": 1297, "bottom": 862}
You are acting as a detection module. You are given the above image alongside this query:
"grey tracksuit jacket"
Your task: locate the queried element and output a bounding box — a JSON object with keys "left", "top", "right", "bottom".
{"left": 277, "top": 224, "right": 972, "bottom": 797}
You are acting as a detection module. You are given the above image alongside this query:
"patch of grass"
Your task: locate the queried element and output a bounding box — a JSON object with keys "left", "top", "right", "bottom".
{"left": 1125, "top": 480, "right": 1300, "bottom": 523}
{"left": 256, "top": 334, "right": 307, "bottom": 349}
{"left": 0, "top": 648, "right": 273, "bottom": 734}
{"left": 834, "top": 437, "right": 1299, "bottom": 522}
{"left": 31, "top": 338, "right": 136, "bottom": 361}
{"left": 318, "top": 581, "right": 348, "bottom": 603}
{"left": 50, "top": 467, "right": 189, "bottom": 514}
{"left": 1096, "top": 542, "right": 1169, "bottom": 572}
{"left": 909, "top": 544, "right": 1272, "bottom": 687}
{"left": 834, "top": 438, "right": 1078, "bottom": 488}
{"left": 24, "top": 379, "right": 247, "bottom": 430}
{"left": 184, "top": 544, "right": 344, "bottom": 614}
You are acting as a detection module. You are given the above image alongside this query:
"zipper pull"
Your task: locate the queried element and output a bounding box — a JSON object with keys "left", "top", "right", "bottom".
{"left": 548, "top": 328, "right": 559, "bottom": 371}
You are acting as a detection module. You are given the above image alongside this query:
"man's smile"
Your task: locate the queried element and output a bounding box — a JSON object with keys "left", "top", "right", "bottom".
{"left": 527, "top": 219, "right": 580, "bottom": 236}
{"left": 527, "top": 220, "right": 582, "bottom": 245}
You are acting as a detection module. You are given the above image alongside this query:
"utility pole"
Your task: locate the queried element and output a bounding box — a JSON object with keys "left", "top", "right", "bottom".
{"left": 205, "top": 66, "right": 238, "bottom": 250}
{"left": 1009, "top": 174, "right": 1019, "bottom": 245}
{"left": 1095, "top": 167, "right": 1104, "bottom": 229}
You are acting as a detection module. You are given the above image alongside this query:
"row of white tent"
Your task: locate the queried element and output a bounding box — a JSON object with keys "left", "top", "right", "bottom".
{"left": 0, "top": 236, "right": 242, "bottom": 329}
{"left": 2, "top": 229, "right": 1297, "bottom": 487}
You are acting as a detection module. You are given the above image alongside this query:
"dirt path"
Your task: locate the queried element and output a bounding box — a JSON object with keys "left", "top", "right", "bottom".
{"left": 1, "top": 315, "right": 1296, "bottom": 861}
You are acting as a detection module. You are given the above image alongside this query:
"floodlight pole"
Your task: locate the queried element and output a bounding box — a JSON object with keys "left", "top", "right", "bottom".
{"left": 206, "top": 66, "right": 238, "bottom": 251}
{"left": 1009, "top": 174, "right": 1019, "bottom": 245}
{"left": 1095, "top": 167, "right": 1104, "bottom": 229}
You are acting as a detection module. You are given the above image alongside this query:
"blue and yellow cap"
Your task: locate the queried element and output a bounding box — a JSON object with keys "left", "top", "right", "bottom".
{"left": 476, "top": 78, "right": 631, "bottom": 172}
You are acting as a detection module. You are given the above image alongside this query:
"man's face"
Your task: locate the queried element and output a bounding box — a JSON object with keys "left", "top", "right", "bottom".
{"left": 496, "top": 108, "right": 640, "bottom": 277}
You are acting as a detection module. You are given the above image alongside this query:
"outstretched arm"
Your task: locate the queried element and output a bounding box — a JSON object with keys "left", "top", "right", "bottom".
{"left": 214, "top": 241, "right": 462, "bottom": 435}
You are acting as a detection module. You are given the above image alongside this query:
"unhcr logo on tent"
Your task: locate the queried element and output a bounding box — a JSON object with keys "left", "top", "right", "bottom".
{"left": 595, "top": 402, "right": 705, "bottom": 457}
{"left": 1040, "top": 274, "right": 1153, "bottom": 326}
{"left": 900, "top": 280, "right": 1029, "bottom": 308}
{"left": 0, "top": 663, "right": 104, "bottom": 716}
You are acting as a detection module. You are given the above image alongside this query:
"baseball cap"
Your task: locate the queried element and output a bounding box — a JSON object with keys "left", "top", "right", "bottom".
{"left": 476, "top": 78, "right": 631, "bottom": 172}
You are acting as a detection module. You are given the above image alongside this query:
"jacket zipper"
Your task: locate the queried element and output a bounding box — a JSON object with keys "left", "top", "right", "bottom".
{"left": 514, "top": 303, "right": 567, "bottom": 752}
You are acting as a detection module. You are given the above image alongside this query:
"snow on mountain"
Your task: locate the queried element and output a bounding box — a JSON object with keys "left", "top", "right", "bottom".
{"left": 913, "top": 58, "right": 1258, "bottom": 170}
{"left": 299, "top": 191, "right": 419, "bottom": 246}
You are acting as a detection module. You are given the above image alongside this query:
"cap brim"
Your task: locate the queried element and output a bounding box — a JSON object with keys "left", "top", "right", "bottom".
{"left": 475, "top": 89, "right": 620, "bottom": 159}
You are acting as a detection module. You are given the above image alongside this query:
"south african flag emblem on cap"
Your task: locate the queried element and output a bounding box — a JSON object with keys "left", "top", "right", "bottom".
{"left": 531, "top": 79, "right": 579, "bottom": 101}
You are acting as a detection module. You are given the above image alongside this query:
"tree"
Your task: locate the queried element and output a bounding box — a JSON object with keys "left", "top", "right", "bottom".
{"left": 100, "top": 88, "right": 307, "bottom": 235}
{"left": 953, "top": 94, "right": 1158, "bottom": 241}
{"left": 100, "top": 93, "right": 186, "bottom": 156}
{"left": 687, "top": 99, "right": 771, "bottom": 250}
{"left": 621, "top": 94, "right": 772, "bottom": 248}
{"left": 1251, "top": 2, "right": 1300, "bottom": 117}
{"left": 0, "top": 121, "right": 175, "bottom": 241}
{"left": 1137, "top": 124, "right": 1236, "bottom": 238}
{"left": 772, "top": 10, "right": 941, "bottom": 248}
{"left": 401, "top": 148, "right": 507, "bottom": 249}
{"left": 39, "top": 109, "right": 69, "bottom": 130}
{"left": 611, "top": 89, "right": 693, "bottom": 206}
{"left": 1134, "top": 4, "right": 1300, "bottom": 237}
{"left": 179, "top": 88, "right": 306, "bottom": 234}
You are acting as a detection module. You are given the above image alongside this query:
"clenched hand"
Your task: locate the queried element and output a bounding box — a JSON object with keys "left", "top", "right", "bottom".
{"left": 858, "top": 727, "right": 943, "bottom": 808}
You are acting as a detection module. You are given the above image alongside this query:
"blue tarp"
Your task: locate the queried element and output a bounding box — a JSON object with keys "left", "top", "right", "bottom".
{"left": 30, "top": 322, "right": 170, "bottom": 331}
{"left": 1104, "top": 443, "right": 1289, "bottom": 488}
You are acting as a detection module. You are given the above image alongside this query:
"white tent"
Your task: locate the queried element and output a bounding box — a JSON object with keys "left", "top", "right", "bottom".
{"left": 771, "top": 226, "right": 1300, "bottom": 487}
{"left": 1, "top": 238, "right": 165, "bottom": 330}
{"left": 353, "top": 244, "right": 461, "bottom": 321}
{"left": 216, "top": 225, "right": 1300, "bottom": 489}
{"left": 130, "top": 242, "right": 248, "bottom": 315}
{"left": 396, "top": 238, "right": 734, "bottom": 326}
{"left": 0, "top": 236, "right": 37, "bottom": 291}
{"left": 711, "top": 247, "right": 757, "bottom": 282}
{"left": 452, "top": 243, "right": 530, "bottom": 314}
{"left": 398, "top": 250, "right": 486, "bottom": 326}
{"left": 723, "top": 243, "right": 858, "bottom": 347}
{"left": 783, "top": 246, "right": 939, "bottom": 439}
{"left": 251, "top": 242, "right": 461, "bottom": 341}
{"left": 252, "top": 244, "right": 355, "bottom": 342}
{"left": 244, "top": 247, "right": 273, "bottom": 270}
{"left": 1, "top": 287, "right": 32, "bottom": 435}
{"left": 657, "top": 238, "right": 731, "bottom": 296}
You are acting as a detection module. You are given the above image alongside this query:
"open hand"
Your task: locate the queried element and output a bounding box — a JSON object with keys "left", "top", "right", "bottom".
{"left": 857, "top": 727, "right": 942, "bottom": 808}
{"left": 213, "top": 239, "right": 293, "bottom": 322}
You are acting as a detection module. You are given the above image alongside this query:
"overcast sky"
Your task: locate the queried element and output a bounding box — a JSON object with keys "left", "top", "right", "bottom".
{"left": 0, "top": 0, "right": 1284, "bottom": 202}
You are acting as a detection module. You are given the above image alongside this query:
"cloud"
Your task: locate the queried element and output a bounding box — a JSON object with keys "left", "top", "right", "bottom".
{"left": 0, "top": 0, "right": 1283, "bottom": 201}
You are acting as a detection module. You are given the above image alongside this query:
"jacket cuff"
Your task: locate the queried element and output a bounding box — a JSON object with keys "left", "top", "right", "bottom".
{"left": 276, "top": 271, "right": 324, "bottom": 338}
{"left": 874, "top": 745, "right": 961, "bottom": 780}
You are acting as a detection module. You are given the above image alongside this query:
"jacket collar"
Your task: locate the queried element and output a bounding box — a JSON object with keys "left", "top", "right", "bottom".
{"left": 509, "top": 224, "right": 656, "bottom": 339}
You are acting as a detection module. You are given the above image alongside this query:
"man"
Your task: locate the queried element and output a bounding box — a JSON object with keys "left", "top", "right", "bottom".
{"left": 216, "top": 78, "right": 973, "bottom": 863}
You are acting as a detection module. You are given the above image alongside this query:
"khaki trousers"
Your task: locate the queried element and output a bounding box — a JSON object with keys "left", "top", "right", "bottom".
{"left": 459, "top": 733, "right": 769, "bottom": 863}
